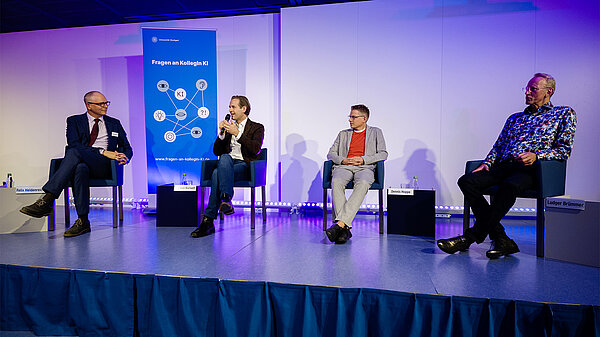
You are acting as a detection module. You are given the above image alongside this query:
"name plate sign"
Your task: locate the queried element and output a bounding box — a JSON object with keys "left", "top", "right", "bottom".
{"left": 546, "top": 197, "right": 585, "bottom": 211}
{"left": 174, "top": 185, "right": 197, "bottom": 192}
{"left": 387, "top": 188, "right": 414, "bottom": 196}
{"left": 15, "top": 186, "right": 44, "bottom": 194}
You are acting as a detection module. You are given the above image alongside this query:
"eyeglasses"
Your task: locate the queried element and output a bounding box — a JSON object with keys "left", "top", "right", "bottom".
{"left": 522, "top": 86, "right": 548, "bottom": 93}
{"left": 88, "top": 101, "right": 111, "bottom": 107}
{"left": 348, "top": 115, "right": 365, "bottom": 120}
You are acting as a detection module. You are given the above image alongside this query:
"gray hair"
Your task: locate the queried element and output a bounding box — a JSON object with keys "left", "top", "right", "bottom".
{"left": 534, "top": 73, "right": 556, "bottom": 95}
{"left": 83, "top": 91, "right": 103, "bottom": 103}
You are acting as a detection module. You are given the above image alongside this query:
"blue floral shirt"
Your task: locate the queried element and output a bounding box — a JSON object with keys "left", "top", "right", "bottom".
{"left": 483, "top": 102, "right": 577, "bottom": 167}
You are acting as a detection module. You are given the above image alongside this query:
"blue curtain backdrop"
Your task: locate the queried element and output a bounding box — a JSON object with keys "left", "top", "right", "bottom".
{"left": 1, "top": 264, "right": 598, "bottom": 336}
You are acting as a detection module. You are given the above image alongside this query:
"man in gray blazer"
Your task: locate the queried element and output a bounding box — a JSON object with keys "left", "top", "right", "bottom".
{"left": 325, "top": 104, "right": 387, "bottom": 244}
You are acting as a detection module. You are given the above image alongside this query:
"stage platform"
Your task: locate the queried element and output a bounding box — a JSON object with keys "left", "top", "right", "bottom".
{"left": 1, "top": 206, "right": 599, "bottom": 336}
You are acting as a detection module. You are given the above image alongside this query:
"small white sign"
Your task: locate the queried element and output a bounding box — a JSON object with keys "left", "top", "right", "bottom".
{"left": 387, "top": 188, "right": 414, "bottom": 196}
{"left": 174, "top": 185, "right": 197, "bottom": 192}
{"left": 546, "top": 197, "right": 585, "bottom": 211}
{"left": 15, "top": 186, "right": 44, "bottom": 194}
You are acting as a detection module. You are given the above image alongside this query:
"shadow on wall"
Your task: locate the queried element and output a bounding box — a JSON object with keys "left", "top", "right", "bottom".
{"left": 271, "top": 133, "right": 323, "bottom": 204}
{"left": 385, "top": 139, "right": 450, "bottom": 205}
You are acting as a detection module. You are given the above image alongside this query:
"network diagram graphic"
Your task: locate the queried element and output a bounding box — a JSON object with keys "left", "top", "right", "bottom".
{"left": 152, "top": 79, "right": 211, "bottom": 143}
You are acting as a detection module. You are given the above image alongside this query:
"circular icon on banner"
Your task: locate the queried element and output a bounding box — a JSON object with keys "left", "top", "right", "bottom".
{"left": 174, "top": 88, "right": 186, "bottom": 100}
{"left": 198, "top": 107, "right": 209, "bottom": 119}
{"left": 157, "top": 80, "right": 169, "bottom": 92}
{"left": 175, "top": 109, "right": 187, "bottom": 121}
{"left": 191, "top": 127, "right": 202, "bottom": 138}
{"left": 164, "top": 131, "right": 176, "bottom": 143}
{"left": 152, "top": 36, "right": 158, "bottom": 43}
{"left": 196, "top": 79, "right": 208, "bottom": 91}
{"left": 154, "top": 110, "right": 166, "bottom": 122}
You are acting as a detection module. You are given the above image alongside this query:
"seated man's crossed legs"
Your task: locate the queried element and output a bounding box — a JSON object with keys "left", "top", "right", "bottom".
{"left": 437, "top": 163, "right": 534, "bottom": 258}
{"left": 21, "top": 147, "right": 110, "bottom": 237}
{"left": 326, "top": 166, "right": 374, "bottom": 244}
{"left": 191, "top": 154, "right": 249, "bottom": 238}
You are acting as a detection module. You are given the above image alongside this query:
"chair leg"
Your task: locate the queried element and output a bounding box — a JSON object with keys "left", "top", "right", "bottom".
{"left": 48, "top": 200, "right": 56, "bottom": 231}
{"left": 536, "top": 198, "right": 545, "bottom": 258}
{"left": 200, "top": 187, "right": 205, "bottom": 219}
{"left": 251, "top": 188, "right": 256, "bottom": 230}
{"left": 112, "top": 187, "right": 117, "bottom": 228}
{"left": 463, "top": 199, "right": 470, "bottom": 233}
{"left": 118, "top": 185, "right": 123, "bottom": 221}
{"left": 379, "top": 189, "right": 384, "bottom": 234}
{"left": 64, "top": 188, "right": 70, "bottom": 226}
{"left": 261, "top": 186, "right": 266, "bottom": 224}
{"left": 323, "top": 189, "right": 328, "bottom": 231}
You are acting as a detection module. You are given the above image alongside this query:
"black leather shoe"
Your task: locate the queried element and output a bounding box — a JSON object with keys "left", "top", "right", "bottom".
{"left": 218, "top": 201, "right": 234, "bottom": 215}
{"left": 191, "top": 216, "right": 215, "bottom": 238}
{"left": 326, "top": 224, "right": 344, "bottom": 243}
{"left": 64, "top": 218, "right": 91, "bottom": 237}
{"left": 20, "top": 199, "right": 53, "bottom": 218}
{"left": 437, "top": 235, "right": 474, "bottom": 254}
{"left": 486, "top": 237, "right": 520, "bottom": 259}
{"left": 335, "top": 227, "right": 352, "bottom": 244}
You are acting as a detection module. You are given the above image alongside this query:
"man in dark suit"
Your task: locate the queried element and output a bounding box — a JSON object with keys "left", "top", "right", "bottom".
{"left": 191, "top": 95, "right": 264, "bottom": 238}
{"left": 20, "top": 91, "right": 133, "bottom": 237}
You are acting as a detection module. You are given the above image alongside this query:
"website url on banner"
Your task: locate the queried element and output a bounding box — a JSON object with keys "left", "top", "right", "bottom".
{"left": 155, "top": 157, "right": 210, "bottom": 162}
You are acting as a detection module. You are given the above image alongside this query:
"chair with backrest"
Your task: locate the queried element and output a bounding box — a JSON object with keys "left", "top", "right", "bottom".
{"left": 462, "top": 159, "right": 567, "bottom": 258}
{"left": 199, "top": 148, "right": 267, "bottom": 230}
{"left": 322, "top": 160, "right": 385, "bottom": 234}
{"left": 48, "top": 158, "right": 124, "bottom": 231}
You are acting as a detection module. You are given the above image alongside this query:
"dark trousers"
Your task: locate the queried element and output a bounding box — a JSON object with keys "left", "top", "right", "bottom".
{"left": 458, "top": 161, "right": 536, "bottom": 243}
{"left": 43, "top": 147, "right": 110, "bottom": 217}
{"left": 204, "top": 154, "right": 249, "bottom": 219}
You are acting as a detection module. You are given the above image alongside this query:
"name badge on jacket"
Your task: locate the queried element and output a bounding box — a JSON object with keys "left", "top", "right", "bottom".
{"left": 111, "top": 132, "right": 119, "bottom": 137}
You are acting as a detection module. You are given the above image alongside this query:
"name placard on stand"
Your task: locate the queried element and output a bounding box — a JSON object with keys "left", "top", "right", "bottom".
{"left": 0, "top": 187, "right": 47, "bottom": 234}
{"left": 156, "top": 184, "right": 201, "bottom": 227}
{"left": 387, "top": 188, "right": 435, "bottom": 237}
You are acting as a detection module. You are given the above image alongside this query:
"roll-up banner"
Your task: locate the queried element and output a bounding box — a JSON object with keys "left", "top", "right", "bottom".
{"left": 142, "top": 28, "right": 218, "bottom": 193}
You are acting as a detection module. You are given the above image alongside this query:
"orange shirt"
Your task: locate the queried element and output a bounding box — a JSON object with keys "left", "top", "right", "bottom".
{"left": 347, "top": 130, "right": 366, "bottom": 158}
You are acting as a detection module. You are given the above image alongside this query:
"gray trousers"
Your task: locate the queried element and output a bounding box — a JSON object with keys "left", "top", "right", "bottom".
{"left": 331, "top": 165, "right": 375, "bottom": 228}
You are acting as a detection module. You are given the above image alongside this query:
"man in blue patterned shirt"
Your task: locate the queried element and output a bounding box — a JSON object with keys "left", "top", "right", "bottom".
{"left": 437, "top": 73, "right": 577, "bottom": 258}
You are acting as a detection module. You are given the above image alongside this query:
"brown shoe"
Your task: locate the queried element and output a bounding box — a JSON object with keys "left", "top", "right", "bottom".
{"left": 191, "top": 216, "right": 215, "bottom": 238}
{"left": 218, "top": 201, "right": 234, "bottom": 215}
{"left": 64, "top": 218, "right": 91, "bottom": 237}
{"left": 20, "top": 199, "right": 53, "bottom": 218}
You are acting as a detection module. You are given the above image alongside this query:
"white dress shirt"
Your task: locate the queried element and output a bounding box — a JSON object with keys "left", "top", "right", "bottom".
{"left": 87, "top": 113, "right": 108, "bottom": 152}
{"left": 218, "top": 117, "right": 247, "bottom": 161}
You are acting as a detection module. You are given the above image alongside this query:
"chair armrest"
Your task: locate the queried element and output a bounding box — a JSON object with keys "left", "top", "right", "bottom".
{"left": 374, "top": 161, "right": 385, "bottom": 187}
{"left": 536, "top": 160, "right": 567, "bottom": 198}
{"left": 250, "top": 159, "right": 268, "bottom": 187}
{"left": 465, "top": 160, "right": 484, "bottom": 174}
{"left": 323, "top": 160, "right": 333, "bottom": 189}
{"left": 200, "top": 160, "right": 218, "bottom": 186}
